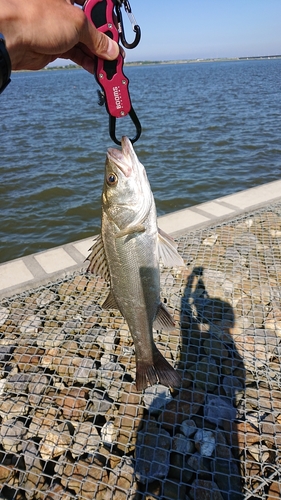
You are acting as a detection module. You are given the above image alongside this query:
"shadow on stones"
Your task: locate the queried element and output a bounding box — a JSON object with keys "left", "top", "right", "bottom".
{"left": 133, "top": 265, "right": 245, "bottom": 500}
{"left": 175, "top": 265, "right": 245, "bottom": 500}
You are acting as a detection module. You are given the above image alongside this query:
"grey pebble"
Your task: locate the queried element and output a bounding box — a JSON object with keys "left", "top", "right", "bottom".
{"left": 205, "top": 394, "right": 237, "bottom": 426}
{"left": 0, "top": 345, "right": 14, "bottom": 362}
{"left": 136, "top": 425, "right": 171, "bottom": 483}
{"left": 6, "top": 373, "right": 32, "bottom": 393}
{"left": 194, "top": 429, "right": 216, "bottom": 457}
{"left": 73, "top": 358, "right": 97, "bottom": 384}
{"left": 172, "top": 433, "right": 194, "bottom": 454}
{"left": 62, "top": 317, "right": 83, "bottom": 334}
{"left": 19, "top": 314, "right": 42, "bottom": 334}
{"left": 143, "top": 384, "right": 173, "bottom": 412}
{"left": 181, "top": 419, "right": 197, "bottom": 438}
{"left": 36, "top": 329, "right": 65, "bottom": 348}
{"left": 71, "top": 422, "right": 100, "bottom": 457}
{"left": 222, "top": 375, "right": 244, "bottom": 399}
{"left": 28, "top": 374, "right": 50, "bottom": 396}
{"left": 96, "top": 328, "right": 118, "bottom": 351}
{"left": 0, "top": 418, "right": 26, "bottom": 453}
{"left": 224, "top": 247, "right": 242, "bottom": 262}
{"left": 88, "top": 389, "right": 113, "bottom": 414}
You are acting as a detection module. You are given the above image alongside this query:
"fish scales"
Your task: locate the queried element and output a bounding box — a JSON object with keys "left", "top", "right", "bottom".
{"left": 88, "top": 136, "right": 184, "bottom": 391}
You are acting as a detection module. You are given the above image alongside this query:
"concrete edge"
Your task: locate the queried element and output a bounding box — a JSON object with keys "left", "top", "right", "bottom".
{"left": 1, "top": 179, "right": 281, "bottom": 299}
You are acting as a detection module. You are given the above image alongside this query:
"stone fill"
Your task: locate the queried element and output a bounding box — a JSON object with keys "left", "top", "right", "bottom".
{"left": 1, "top": 203, "right": 281, "bottom": 499}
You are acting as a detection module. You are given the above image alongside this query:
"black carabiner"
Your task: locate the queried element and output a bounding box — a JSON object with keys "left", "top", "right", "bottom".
{"left": 115, "top": 0, "right": 141, "bottom": 49}
{"left": 109, "top": 107, "right": 142, "bottom": 145}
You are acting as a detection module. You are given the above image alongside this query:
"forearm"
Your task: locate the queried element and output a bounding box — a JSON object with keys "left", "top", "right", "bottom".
{"left": 0, "top": 0, "right": 24, "bottom": 69}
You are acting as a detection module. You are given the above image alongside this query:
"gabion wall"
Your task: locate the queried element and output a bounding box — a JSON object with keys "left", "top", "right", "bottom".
{"left": 1, "top": 203, "right": 281, "bottom": 499}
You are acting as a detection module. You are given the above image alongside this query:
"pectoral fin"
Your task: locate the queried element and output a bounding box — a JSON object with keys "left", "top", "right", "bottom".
{"left": 153, "top": 302, "right": 176, "bottom": 331}
{"left": 116, "top": 224, "right": 146, "bottom": 238}
{"left": 86, "top": 234, "right": 110, "bottom": 281}
{"left": 157, "top": 227, "right": 185, "bottom": 267}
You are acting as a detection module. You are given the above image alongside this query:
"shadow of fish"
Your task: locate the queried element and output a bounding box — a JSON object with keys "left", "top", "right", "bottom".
{"left": 88, "top": 136, "right": 184, "bottom": 391}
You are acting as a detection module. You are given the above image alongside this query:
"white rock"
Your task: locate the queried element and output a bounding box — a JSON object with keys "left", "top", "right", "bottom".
{"left": 19, "top": 315, "right": 42, "bottom": 334}
{"left": 270, "top": 229, "right": 281, "bottom": 238}
{"left": 244, "top": 219, "right": 253, "bottom": 228}
{"left": 248, "top": 444, "right": 270, "bottom": 462}
{"left": 0, "top": 306, "right": 9, "bottom": 326}
{"left": 203, "top": 234, "right": 218, "bottom": 246}
{"left": 96, "top": 329, "right": 118, "bottom": 351}
{"left": 101, "top": 421, "right": 117, "bottom": 445}
{"left": 36, "top": 290, "right": 57, "bottom": 308}
{"left": 194, "top": 429, "right": 216, "bottom": 457}
{"left": 0, "top": 378, "right": 6, "bottom": 396}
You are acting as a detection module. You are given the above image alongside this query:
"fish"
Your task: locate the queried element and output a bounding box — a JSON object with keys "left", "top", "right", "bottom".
{"left": 87, "top": 136, "right": 184, "bottom": 391}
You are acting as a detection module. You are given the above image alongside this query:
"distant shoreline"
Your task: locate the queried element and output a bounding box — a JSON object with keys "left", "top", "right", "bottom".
{"left": 126, "top": 54, "right": 281, "bottom": 65}
{"left": 47, "top": 54, "right": 281, "bottom": 70}
{"left": 14, "top": 54, "right": 281, "bottom": 73}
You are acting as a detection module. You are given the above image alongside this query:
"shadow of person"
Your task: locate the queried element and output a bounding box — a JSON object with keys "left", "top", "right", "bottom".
{"left": 171, "top": 265, "right": 246, "bottom": 500}
{"left": 132, "top": 264, "right": 245, "bottom": 500}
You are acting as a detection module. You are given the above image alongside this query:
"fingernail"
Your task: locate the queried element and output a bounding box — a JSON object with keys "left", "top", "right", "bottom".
{"left": 106, "top": 38, "right": 119, "bottom": 59}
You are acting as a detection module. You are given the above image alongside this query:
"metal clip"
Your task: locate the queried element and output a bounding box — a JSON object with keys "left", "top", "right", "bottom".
{"left": 115, "top": 0, "right": 141, "bottom": 49}
{"left": 109, "top": 107, "right": 141, "bottom": 145}
{"left": 83, "top": 0, "right": 142, "bottom": 145}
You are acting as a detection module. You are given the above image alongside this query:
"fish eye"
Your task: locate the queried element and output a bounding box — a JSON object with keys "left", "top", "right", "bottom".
{"left": 106, "top": 173, "right": 118, "bottom": 186}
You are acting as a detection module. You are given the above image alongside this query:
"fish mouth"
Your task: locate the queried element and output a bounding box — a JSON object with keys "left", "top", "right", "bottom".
{"left": 107, "top": 137, "right": 134, "bottom": 177}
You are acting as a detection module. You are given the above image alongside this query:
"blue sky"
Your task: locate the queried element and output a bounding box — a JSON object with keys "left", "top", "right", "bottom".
{"left": 128, "top": 0, "right": 281, "bottom": 61}
{"left": 52, "top": 0, "right": 281, "bottom": 65}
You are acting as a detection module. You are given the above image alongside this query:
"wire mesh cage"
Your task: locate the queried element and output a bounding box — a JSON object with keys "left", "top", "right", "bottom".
{"left": 1, "top": 203, "right": 281, "bottom": 499}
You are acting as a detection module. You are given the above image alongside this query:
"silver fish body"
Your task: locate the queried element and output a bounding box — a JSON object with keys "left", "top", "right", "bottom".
{"left": 88, "top": 137, "right": 184, "bottom": 391}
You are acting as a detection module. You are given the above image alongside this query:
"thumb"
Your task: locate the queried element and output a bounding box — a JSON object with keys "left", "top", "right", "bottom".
{"left": 80, "top": 16, "right": 119, "bottom": 60}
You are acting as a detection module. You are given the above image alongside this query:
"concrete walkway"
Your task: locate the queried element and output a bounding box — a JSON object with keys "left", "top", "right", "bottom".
{"left": 1, "top": 179, "right": 281, "bottom": 299}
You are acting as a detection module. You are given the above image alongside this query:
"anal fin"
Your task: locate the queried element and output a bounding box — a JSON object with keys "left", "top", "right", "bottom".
{"left": 102, "top": 290, "right": 120, "bottom": 311}
{"left": 153, "top": 302, "right": 176, "bottom": 331}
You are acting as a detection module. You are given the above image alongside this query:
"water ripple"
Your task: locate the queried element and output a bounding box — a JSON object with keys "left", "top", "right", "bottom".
{"left": 1, "top": 59, "right": 281, "bottom": 262}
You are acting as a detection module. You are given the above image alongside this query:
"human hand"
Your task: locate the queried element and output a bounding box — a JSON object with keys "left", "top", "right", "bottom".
{"left": 0, "top": 0, "right": 119, "bottom": 73}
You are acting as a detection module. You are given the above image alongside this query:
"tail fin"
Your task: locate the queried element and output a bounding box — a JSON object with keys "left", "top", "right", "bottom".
{"left": 135, "top": 348, "right": 181, "bottom": 392}
{"left": 135, "top": 362, "right": 157, "bottom": 392}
